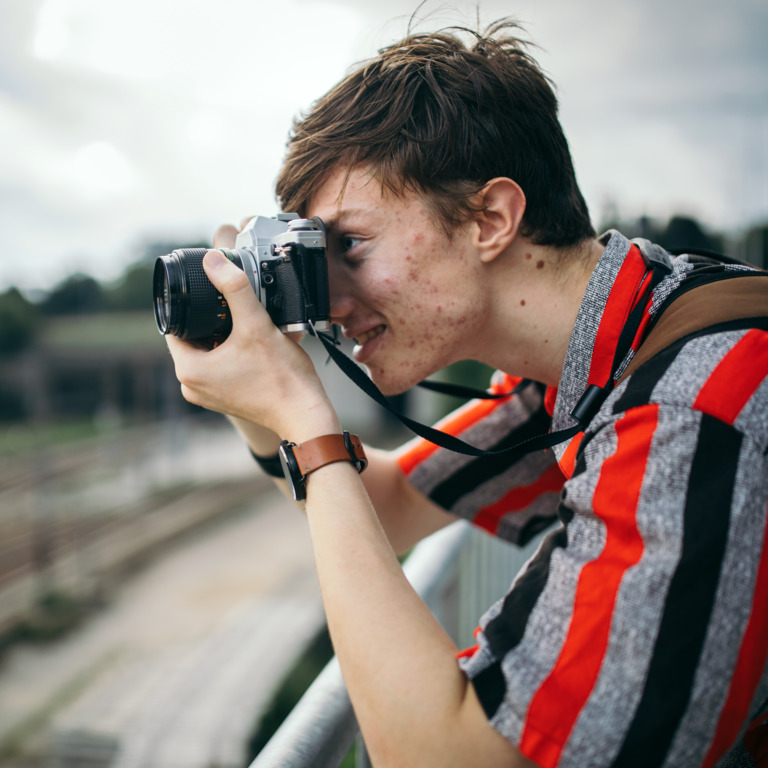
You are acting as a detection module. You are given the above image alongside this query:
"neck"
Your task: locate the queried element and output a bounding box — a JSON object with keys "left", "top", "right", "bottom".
{"left": 474, "top": 237, "right": 604, "bottom": 386}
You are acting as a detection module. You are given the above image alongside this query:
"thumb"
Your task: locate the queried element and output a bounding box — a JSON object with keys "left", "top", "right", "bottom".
{"left": 202, "top": 250, "right": 267, "bottom": 326}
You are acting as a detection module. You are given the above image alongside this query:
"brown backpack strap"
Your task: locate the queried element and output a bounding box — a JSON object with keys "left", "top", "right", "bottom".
{"left": 621, "top": 274, "right": 768, "bottom": 381}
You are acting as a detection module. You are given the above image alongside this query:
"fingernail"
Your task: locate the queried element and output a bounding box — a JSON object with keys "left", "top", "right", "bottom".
{"left": 203, "top": 250, "right": 227, "bottom": 270}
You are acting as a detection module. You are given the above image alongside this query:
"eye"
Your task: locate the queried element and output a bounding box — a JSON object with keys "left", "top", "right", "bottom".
{"left": 340, "top": 236, "right": 362, "bottom": 253}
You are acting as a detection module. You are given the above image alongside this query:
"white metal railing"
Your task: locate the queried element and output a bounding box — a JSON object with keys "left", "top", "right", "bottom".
{"left": 249, "top": 520, "right": 547, "bottom": 768}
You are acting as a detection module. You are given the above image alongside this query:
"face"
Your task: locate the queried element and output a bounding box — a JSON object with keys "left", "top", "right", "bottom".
{"left": 305, "top": 166, "right": 488, "bottom": 395}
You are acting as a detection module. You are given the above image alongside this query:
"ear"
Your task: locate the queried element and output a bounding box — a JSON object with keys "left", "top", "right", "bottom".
{"left": 473, "top": 177, "right": 526, "bottom": 263}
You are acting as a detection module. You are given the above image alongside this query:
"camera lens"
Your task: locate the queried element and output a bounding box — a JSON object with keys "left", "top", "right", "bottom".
{"left": 153, "top": 249, "right": 241, "bottom": 340}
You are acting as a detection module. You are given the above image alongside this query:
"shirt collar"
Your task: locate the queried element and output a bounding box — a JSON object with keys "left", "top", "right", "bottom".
{"left": 552, "top": 230, "right": 648, "bottom": 434}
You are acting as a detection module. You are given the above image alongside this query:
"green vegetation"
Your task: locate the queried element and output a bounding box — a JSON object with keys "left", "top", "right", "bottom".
{"left": 0, "top": 420, "right": 103, "bottom": 457}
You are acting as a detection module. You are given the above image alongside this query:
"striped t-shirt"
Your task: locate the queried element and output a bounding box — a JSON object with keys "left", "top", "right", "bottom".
{"left": 397, "top": 231, "right": 768, "bottom": 766}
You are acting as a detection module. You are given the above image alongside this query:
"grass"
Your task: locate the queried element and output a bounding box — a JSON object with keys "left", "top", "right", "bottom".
{"left": 0, "top": 420, "right": 102, "bottom": 457}
{"left": 39, "top": 312, "right": 164, "bottom": 351}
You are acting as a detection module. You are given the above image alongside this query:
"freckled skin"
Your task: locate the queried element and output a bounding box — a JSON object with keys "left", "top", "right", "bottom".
{"left": 307, "top": 167, "right": 488, "bottom": 395}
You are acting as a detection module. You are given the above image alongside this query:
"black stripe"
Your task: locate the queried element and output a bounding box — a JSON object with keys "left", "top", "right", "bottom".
{"left": 613, "top": 341, "right": 681, "bottom": 415}
{"left": 470, "top": 508, "right": 573, "bottom": 718}
{"left": 472, "top": 660, "right": 507, "bottom": 719}
{"left": 613, "top": 415, "right": 741, "bottom": 766}
{"left": 428, "top": 392, "right": 552, "bottom": 509}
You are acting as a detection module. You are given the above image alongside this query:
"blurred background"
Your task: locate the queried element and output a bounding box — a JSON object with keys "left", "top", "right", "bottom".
{"left": 0, "top": 0, "right": 766, "bottom": 766}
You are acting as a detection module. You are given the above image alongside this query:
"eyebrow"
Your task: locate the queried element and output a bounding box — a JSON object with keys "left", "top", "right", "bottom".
{"left": 321, "top": 208, "right": 381, "bottom": 233}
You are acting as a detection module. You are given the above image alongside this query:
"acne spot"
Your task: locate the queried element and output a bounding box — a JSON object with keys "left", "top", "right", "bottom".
{"left": 536, "top": 260, "right": 545, "bottom": 270}
{"left": 458, "top": 317, "right": 466, "bottom": 324}
{"left": 520, "top": 299, "right": 526, "bottom": 306}
{"left": 544, "top": 339, "right": 549, "bottom": 344}
{"left": 525, "top": 253, "right": 532, "bottom": 260}
{"left": 399, "top": 319, "right": 406, "bottom": 325}
{"left": 436, "top": 306, "right": 443, "bottom": 313}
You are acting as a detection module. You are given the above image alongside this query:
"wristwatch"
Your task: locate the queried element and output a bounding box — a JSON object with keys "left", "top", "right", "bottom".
{"left": 278, "top": 431, "right": 368, "bottom": 501}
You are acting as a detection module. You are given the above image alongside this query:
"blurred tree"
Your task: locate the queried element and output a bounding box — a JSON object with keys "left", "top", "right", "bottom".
{"left": 106, "top": 261, "right": 155, "bottom": 311}
{"left": 743, "top": 224, "right": 768, "bottom": 269}
{"left": 0, "top": 287, "right": 40, "bottom": 357}
{"left": 41, "top": 273, "right": 104, "bottom": 315}
{"left": 658, "top": 215, "right": 724, "bottom": 254}
{"left": 105, "top": 239, "right": 208, "bottom": 312}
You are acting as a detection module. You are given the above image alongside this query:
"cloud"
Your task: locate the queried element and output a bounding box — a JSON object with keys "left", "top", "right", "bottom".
{"left": 0, "top": 0, "right": 766, "bottom": 292}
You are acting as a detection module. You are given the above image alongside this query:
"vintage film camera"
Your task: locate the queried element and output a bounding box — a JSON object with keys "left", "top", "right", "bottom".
{"left": 153, "top": 214, "right": 330, "bottom": 341}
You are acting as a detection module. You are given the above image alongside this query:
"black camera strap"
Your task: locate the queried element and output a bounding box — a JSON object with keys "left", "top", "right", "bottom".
{"left": 315, "top": 329, "right": 579, "bottom": 460}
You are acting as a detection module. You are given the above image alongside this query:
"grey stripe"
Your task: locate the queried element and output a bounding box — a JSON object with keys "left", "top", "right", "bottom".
{"left": 449, "top": 449, "right": 558, "bottom": 519}
{"left": 406, "top": 384, "right": 546, "bottom": 498}
{"left": 495, "top": 494, "right": 562, "bottom": 543}
{"left": 562, "top": 405, "right": 698, "bottom": 764}
{"left": 734, "top": 373, "right": 768, "bottom": 450}
{"left": 650, "top": 331, "right": 743, "bottom": 409}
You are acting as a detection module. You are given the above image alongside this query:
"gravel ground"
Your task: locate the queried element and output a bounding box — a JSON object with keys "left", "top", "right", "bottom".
{"left": 0, "top": 485, "right": 324, "bottom": 768}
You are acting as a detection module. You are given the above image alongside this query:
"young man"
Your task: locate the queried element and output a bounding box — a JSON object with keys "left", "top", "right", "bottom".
{"left": 166, "top": 20, "right": 768, "bottom": 767}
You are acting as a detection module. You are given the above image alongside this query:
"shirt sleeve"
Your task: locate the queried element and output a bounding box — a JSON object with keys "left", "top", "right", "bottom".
{"left": 396, "top": 373, "right": 564, "bottom": 545}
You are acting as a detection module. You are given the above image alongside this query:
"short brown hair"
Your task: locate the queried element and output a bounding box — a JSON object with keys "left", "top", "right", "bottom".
{"left": 276, "top": 19, "right": 595, "bottom": 247}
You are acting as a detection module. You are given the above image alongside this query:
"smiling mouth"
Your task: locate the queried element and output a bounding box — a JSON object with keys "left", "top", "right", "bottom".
{"left": 354, "top": 324, "right": 386, "bottom": 346}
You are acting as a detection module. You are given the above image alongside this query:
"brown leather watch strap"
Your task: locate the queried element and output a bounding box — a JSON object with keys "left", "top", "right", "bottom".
{"left": 292, "top": 432, "right": 366, "bottom": 476}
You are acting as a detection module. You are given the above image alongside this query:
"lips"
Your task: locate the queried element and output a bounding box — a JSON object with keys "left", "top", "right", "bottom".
{"left": 354, "top": 324, "right": 386, "bottom": 346}
{"left": 352, "top": 324, "right": 386, "bottom": 363}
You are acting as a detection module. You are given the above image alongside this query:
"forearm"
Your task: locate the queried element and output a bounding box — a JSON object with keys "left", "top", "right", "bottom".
{"left": 302, "top": 461, "right": 525, "bottom": 767}
{"left": 227, "top": 415, "right": 281, "bottom": 456}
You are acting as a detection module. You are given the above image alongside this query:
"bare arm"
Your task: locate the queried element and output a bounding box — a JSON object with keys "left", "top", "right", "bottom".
{"left": 166, "top": 252, "right": 533, "bottom": 767}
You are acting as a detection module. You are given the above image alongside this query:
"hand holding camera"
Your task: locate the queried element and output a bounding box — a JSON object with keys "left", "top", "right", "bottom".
{"left": 159, "top": 215, "right": 340, "bottom": 442}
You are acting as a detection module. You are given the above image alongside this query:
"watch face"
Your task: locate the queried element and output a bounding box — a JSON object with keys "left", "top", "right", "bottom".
{"left": 279, "top": 442, "right": 306, "bottom": 501}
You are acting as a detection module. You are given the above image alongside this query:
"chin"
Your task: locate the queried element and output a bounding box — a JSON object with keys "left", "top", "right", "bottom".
{"left": 366, "top": 363, "right": 427, "bottom": 398}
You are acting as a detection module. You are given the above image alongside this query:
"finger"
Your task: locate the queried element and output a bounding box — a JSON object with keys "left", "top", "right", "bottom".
{"left": 202, "top": 250, "right": 270, "bottom": 330}
{"left": 213, "top": 224, "right": 238, "bottom": 249}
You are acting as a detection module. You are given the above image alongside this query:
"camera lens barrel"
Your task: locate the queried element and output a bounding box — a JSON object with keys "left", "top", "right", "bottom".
{"left": 153, "top": 249, "right": 240, "bottom": 340}
{"left": 152, "top": 216, "right": 331, "bottom": 342}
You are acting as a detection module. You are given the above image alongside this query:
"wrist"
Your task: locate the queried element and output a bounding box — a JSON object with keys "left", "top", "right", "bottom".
{"left": 279, "top": 431, "right": 367, "bottom": 501}
{"left": 280, "top": 408, "right": 342, "bottom": 447}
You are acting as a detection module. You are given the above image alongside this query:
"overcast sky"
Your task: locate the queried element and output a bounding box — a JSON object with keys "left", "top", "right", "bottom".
{"left": 1, "top": 0, "right": 767, "bottom": 293}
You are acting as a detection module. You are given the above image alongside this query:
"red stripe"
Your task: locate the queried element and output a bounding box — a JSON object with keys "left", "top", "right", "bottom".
{"left": 473, "top": 462, "right": 565, "bottom": 535}
{"left": 520, "top": 407, "right": 657, "bottom": 766}
{"left": 396, "top": 375, "right": 522, "bottom": 475}
{"left": 456, "top": 643, "right": 479, "bottom": 660}
{"left": 588, "top": 245, "right": 649, "bottom": 386}
{"left": 702, "top": 501, "right": 768, "bottom": 767}
{"left": 557, "top": 432, "right": 583, "bottom": 479}
{"left": 694, "top": 329, "right": 768, "bottom": 425}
